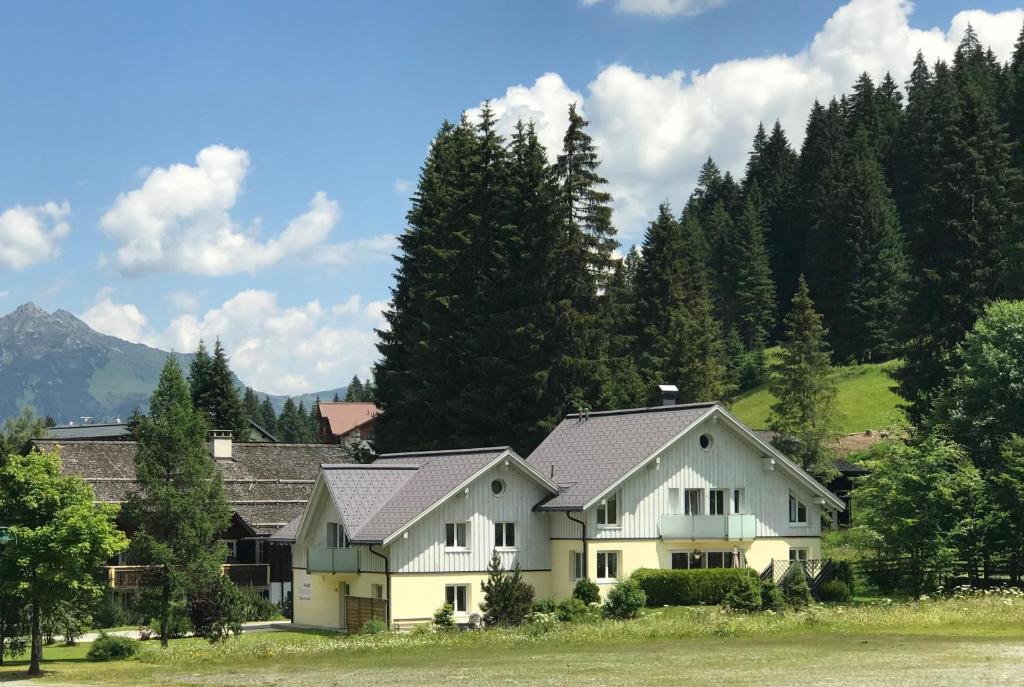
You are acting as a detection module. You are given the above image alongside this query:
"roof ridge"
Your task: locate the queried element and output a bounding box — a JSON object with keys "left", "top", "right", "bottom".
{"left": 376, "top": 446, "right": 510, "bottom": 459}
{"left": 321, "top": 463, "right": 419, "bottom": 470}
{"left": 564, "top": 402, "right": 718, "bottom": 419}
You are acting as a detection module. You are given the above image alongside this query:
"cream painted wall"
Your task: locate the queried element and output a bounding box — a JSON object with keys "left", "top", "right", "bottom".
{"left": 390, "top": 571, "right": 552, "bottom": 626}
{"left": 292, "top": 568, "right": 349, "bottom": 628}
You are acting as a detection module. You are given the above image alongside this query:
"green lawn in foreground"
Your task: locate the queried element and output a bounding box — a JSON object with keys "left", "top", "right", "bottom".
{"left": 730, "top": 359, "right": 905, "bottom": 434}
{"left": 3, "top": 596, "right": 1022, "bottom": 686}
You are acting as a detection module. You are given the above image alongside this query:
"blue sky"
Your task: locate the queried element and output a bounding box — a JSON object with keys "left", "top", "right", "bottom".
{"left": 0, "top": 0, "right": 1021, "bottom": 394}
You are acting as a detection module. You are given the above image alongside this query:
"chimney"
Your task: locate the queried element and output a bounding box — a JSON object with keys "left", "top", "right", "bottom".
{"left": 208, "top": 429, "right": 233, "bottom": 460}
{"left": 658, "top": 384, "right": 679, "bottom": 407}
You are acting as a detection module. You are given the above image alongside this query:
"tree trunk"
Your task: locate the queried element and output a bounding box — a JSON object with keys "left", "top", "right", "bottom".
{"left": 28, "top": 600, "right": 41, "bottom": 677}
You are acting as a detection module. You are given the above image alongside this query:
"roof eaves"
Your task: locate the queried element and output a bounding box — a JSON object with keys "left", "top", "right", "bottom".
{"left": 376, "top": 446, "right": 511, "bottom": 459}
{"left": 564, "top": 402, "right": 716, "bottom": 420}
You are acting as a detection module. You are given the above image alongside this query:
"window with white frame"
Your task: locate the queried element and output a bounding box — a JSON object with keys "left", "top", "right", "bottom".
{"left": 789, "top": 547, "right": 809, "bottom": 562}
{"left": 684, "top": 488, "right": 703, "bottom": 515}
{"left": 668, "top": 487, "right": 681, "bottom": 515}
{"left": 705, "top": 551, "right": 735, "bottom": 568}
{"left": 372, "top": 583, "right": 385, "bottom": 599}
{"left": 709, "top": 489, "right": 726, "bottom": 515}
{"left": 571, "top": 551, "right": 584, "bottom": 580}
{"left": 672, "top": 550, "right": 736, "bottom": 569}
{"left": 326, "top": 522, "right": 343, "bottom": 548}
{"left": 494, "top": 522, "right": 516, "bottom": 549}
{"left": 445, "top": 584, "right": 468, "bottom": 613}
{"left": 597, "top": 492, "right": 619, "bottom": 526}
{"left": 670, "top": 551, "right": 693, "bottom": 569}
{"left": 445, "top": 522, "right": 468, "bottom": 549}
{"left": 733, "top": 488, "right": 744, "bottom": 514}
{"left": 596, "top": 551, "right": 619, "bottom": 581}
{"left": 789, "top": 494, "right": 808, "bottom": 524}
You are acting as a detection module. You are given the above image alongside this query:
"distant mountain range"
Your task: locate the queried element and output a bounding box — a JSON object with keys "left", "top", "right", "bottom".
{"left": 0, "top": 303, "right": 346, "bottom": 423}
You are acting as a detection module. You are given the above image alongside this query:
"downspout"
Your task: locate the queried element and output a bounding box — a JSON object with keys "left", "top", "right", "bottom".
{"left": 369, "top": 545, "right": 391, "bottom": 628}
{"left": 566, "top": 511, "right": 587, "bottom": 578}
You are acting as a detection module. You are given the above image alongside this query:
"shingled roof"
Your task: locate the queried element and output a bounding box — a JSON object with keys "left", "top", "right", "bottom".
{"left": 316, "top": 402, "right": 378, "bottom": 437}
{"left": 310, "top": 447, "right": 556, "bottom": 545}
{"left": 32, "top": 439, "right": 351, "bottom": 535}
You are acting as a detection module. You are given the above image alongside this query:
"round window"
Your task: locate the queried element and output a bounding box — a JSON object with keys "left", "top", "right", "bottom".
{"left": 491, "top": 479, "right": 507, "bottom": 496}
{"left": 699, "top": 433, "right": 714, "bottom": 450}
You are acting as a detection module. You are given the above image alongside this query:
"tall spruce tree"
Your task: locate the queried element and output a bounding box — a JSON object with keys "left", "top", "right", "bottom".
{"left": 242, "top": 387, "right": 260, "bottom": 426}
{"left": 258, "top": 395, "right": 277, "bottom": 436}
{"left": 733, "top": 194, "right": 776, "bottom": 350}
{"left": 123, "top": 356, "right": 232, "bottom": 647}
{"left": 188, "top": 341, "right": 213, "bottom": 410}
{"left": 189, "top": 340, "right": 249, "bottom": 441}
{"left": 767, "top": 277, "right": 838, "bottom": 477}
{"left": 344, "top": 376, "right": 365, "bottom": 402}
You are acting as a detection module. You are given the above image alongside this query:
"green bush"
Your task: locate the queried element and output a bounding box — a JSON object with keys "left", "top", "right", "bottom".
{"left": 780, "top": 566, "right": 812, "bottom": 609}
{"left": 433, "top": 603, "right": 455, "bottom": 631}
{"left": 603, "top": 578, "right": 646, "bottom": 620}
{"left": 531, "top": 598, "right": 557, "bottom": 614}
{"left": 240, "top": 589, "right": 279, "bottom": 622}
{"left": 760, "top": 581, "right": 785, "bottom": 612}
{"left": 360, "top": 618, "right": 388, "bottom": 635}
{"left": 556, "top": 597, "right": 590, "bottom": 622}
{"left": 187, "top": 573, "right": 245, "bottom": 642}
{"left": 632, "top": 568, "right": 762, "bottom": 606}
{"left": 480, "top": 555, "right": 535, "bottom": 627}
{"left": 820, "top": 580, "right": 852, "bottom": 603}
{"left": 87, "top": 633, "right": 139, "bottom": 662}
{"left": 722, "top": 575, "right": 762, "bottom": 612}
{"left": 572, "top": 578, "right": 601, "bottom": 605}
{"left": 832, "top": 560, "right": 856, "bottom": 595}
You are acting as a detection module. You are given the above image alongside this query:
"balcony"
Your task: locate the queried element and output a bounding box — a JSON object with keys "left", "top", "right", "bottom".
{"left": 660, "top": 514, "right": 757, "bottom": 540}
{"left": 306, "top": 547, "right": 360, "bottom": 574}
{"left": 106, "top": 564, "right": 270, "bottom": 590}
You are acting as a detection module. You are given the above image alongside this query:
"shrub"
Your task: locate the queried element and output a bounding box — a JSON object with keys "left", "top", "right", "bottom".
{"left": 240, "top": 589, "right": 279, "bottom": 622}
{"left": 722, "top": 575, "right": 762, "bottom": 613}
{"left": 760, "top": 581, "right": 785, "bottom": 612}
{"left": 832, "top": 560, "right": 856, "bottom": 595}
{"left": 780, "top": 566, "right": 812, "bottom": 609}
{"left": 433, "top": 603, "right": 455, "bottom": 631}
{"left": 820, "top": 580, "right": 852, "bottom": 603}
{"left": 531, "top": 598, "right": 557, "bottom": 614}
{"left": 479, "top": 554, "right": 535, "bottom": 627}
{"left": 572, "top": 578, "right": 601, "bottom": 605}
{"left": 631, "top": 568, "right": 762, "bottom": 606}
{"left": 87, "top": 633, "right": 139, "bottom": 662}
{"left": 603, "top": 578, "right": 646, "bottom": 620}
{"left": 92, "top": 590, "right": 133, "bottom": 629}
{"left": 44, "top": 598, "right": 92, "bottom": 646}
{"left": 360, "top": 618, "right": 387, "bottom": 635}
{"left": 556, "top": 597, "right": 591, "bottom": 622}
{"left": 187, "top": 573, "right": 245, "bottom": 642}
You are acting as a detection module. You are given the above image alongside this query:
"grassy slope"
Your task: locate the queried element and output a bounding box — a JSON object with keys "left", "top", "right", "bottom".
{"left": 730, "top": 359, "right": 906, "bottom": 434}
{"left": 4, "top": 598, "right": 1023, "bottom": 686}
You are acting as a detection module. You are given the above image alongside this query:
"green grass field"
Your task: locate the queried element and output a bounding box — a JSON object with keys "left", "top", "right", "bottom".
{"left": 730, "top": 359, "right": 906, "bottom": 434}
{"left": 3, "top": 595, "right": 1022, "bottom": 686}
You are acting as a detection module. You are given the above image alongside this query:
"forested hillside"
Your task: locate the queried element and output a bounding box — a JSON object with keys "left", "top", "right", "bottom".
{"left": 373, "top": 24, "right": 1022, "bottom": 458}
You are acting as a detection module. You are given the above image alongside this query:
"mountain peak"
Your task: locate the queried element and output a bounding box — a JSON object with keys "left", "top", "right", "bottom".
{"left": 10, "top": 302, "right": 49, "bottom": 319}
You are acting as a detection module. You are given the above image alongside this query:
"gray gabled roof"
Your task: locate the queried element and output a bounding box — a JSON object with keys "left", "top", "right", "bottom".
{"left": 527, "top": 403, "right": 716, "bottom": 511}
{"left": 46, "top": 423, "right": 132, "bottom": 440}
{"left": 312, "top": 447, "right": 556, "bottom": 545}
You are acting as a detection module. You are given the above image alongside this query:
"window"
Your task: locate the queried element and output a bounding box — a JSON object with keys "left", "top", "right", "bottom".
{"left": 596, "top": 551, "right": 619, "bottom": 581}
{"left": 699, "top": 433, "right": 714, "bottom": 450}
{"left": 372, "top": 583, "right": 385, "bottom": 600}
{"left": 671, "top": 552, "right": 693, "bottom": 570}
{"left": 709, "top": 489, "right": 726, "bottom": 515}
{"left": 494, "top": 522, "right": 516, "bottom": 549}
{"left": 733, "top": 488, "right": 744, "bottom": 514}
{"left": 789, "top": 494, "right": 808, "bottom": 524}
{"left": 789, "top": 548, "right": 809, "bottom": 562}
{"left": 571, "top": 551, "right": 584, "bottom": 580}
{"left": 445, "top": 584, "right": 468, "bottom": 613}
{"left": 705, "top": 551, "right": 734, "bottom": 569}
{"left": 597, "top": 492, "right": 619, "bottom": 526}
{"left": 684, "top": 488, "right": 703, "bottom": 515}
{"left": 445, "top": 522, "right": 468, "bottom": 549}
{"left": 220, "top": 540, "right": 237, "bottom": 559}
{"left": 490, "top": 479, "right": 507, "bottom": 497}
{"left": 668, "top": 487, "right": 681, "bottom": 515}
{"left": 326, "top": 522, "right": 342, "bottom": 548}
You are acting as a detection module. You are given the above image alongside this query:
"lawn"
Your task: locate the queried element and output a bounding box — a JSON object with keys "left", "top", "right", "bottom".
{"left": 3, "top": 594, "right": 1022, "bottom": 686}
{"left": 730, "top": 359, "right": 906, "bottom": 434}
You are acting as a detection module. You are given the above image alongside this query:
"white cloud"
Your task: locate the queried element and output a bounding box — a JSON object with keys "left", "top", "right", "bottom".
{"left": 583, "top": 0, "right": 727, "bottom": 17}
{"left": 0, "top": 201, "right": 70, "bottom": 270}
{"left": 394, "top": 178, "right": 413, "bottom": 195}
{"left": 0, "top": 291, "right": 9, "bottom": 300}
{"left": 100, "top": 145, "right": 387, "bottom": 276}
{"left": 81, "top": 289, "right": 382, "bottom": 395}
{"left": 482, "top": 0, "right": 1024, "bottom": 237}
{"left": 167, "top": 290, "right": 201, "bottom": 313}
{"left": 314, "top": 234, "right": 398, "bottom": 267}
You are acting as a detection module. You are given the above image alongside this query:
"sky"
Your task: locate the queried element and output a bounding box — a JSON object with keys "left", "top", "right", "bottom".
{"left": 1, "top": 0, "right": 1021, "bottom": 395}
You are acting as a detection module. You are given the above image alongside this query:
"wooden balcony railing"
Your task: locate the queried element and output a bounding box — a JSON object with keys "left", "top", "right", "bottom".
{"left": 106, "top": 563, "right": 270, "bottom": 590}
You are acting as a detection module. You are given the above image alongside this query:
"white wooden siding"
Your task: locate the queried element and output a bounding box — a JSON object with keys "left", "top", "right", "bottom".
{"left": 386, "top": 462, "right": 552, "bottom": 573}
{"left": 550, "top": 417, "right": 823, "bottom": 540}
{"left": 291, "top": 480, "right": 385, "bottom": 573}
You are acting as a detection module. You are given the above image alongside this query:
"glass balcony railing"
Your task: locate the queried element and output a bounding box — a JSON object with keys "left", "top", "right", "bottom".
{"left": 660, "top": 513, "right": 757, "bottom": 540}
{"left": 306, "top": 547, "right": 360, "bottom": 574}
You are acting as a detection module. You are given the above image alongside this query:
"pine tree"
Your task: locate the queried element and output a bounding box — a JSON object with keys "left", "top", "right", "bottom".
{"left": 188, "top": 341, "right": 213, "bottom": 410}
{"left": 123, "top": 356, "right": 232, "bottom": 647}
{"left": 767, "top": 277, "right": 838, "bottom": 478}
{"left": 1007, "top": 24, "right": 1024, "bottom": 160}
{"left": 344, "top": 376, "right": 365, "bottom": 402}
{"left": 258, "top": 395, "right": 277, "bottom": 436}
{"left": 277, "top": 398, "right": 305, "bottom": 443}
{"left": 706, "top": 201, "right": 741, "bottom": 332}
{"left": 190, "top": 340, "right": 249, "bottom": 441}
{"left": 242, "top": 387, "right": 260, "bottom": 426}
{"left": 332, "top": 392, "right": 341, "bottom": 403}
{"left": 733, "top": 194, "right": 776, "bottom": 349}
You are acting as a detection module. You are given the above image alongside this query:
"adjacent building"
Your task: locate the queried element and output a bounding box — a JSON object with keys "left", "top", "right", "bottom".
{"left": 315, "top": 402, "right": 378, "bottom": 446}
{"left": 289, "top": 397, "right": 844, "bottom": 631}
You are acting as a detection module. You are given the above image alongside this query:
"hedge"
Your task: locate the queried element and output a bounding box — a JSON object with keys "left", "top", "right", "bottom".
{"left": 632, "top": 568, "right": 762, "bottom": 606}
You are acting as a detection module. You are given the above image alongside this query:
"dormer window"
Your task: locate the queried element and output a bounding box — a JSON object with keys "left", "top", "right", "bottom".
{"left": 597, "top": 492, "right": 619, "bottom": 527}
{"left": 789, "top": 494, "right": 807, "bottom": 525}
